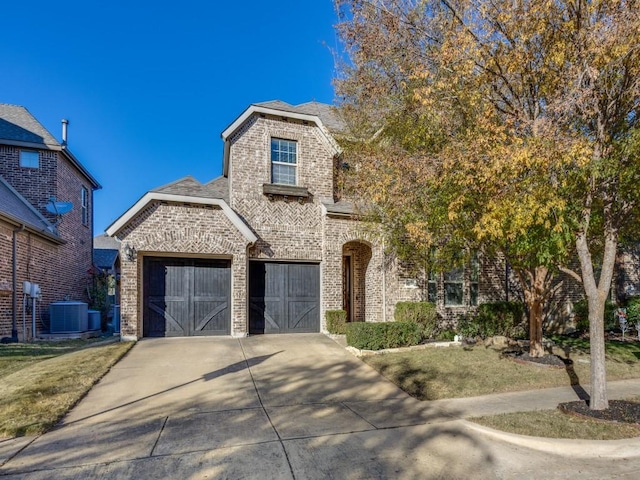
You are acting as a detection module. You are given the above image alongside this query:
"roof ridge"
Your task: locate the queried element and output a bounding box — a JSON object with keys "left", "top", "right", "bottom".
{"left": 151, "top": 175, "right": 201, "bottom": 191}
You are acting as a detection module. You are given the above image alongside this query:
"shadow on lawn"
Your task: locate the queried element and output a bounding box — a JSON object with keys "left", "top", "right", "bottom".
{"left": 559, "top": 345, "right": 590, "bottom": 402}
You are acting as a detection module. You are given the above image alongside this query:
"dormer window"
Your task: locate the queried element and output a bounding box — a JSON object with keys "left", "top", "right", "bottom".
{"left": 20, "top": 150, "right": 39, "bottom": 169}
{"left": 271, "top": 138, "right": 297, "bottom": 185}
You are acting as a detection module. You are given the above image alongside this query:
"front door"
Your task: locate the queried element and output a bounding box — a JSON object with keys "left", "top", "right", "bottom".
{"left": 342, "top": 255, "right": 352, "bottom": 322}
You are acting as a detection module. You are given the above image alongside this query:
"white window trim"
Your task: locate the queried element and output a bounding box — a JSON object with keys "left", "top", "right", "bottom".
{"left": 270, "top": 138, "right": 298, "bottom": 185}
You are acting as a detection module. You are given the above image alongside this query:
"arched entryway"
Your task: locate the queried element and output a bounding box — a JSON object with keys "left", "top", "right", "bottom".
{"left": 342, "top": 241, "right": 372, "bottom": 322}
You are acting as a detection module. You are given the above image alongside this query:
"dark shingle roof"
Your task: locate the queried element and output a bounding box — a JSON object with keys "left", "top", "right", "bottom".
{"left": 0, "top": 104, "right": 60, "bottom": 147}
{"left": 254, "top": 100, "right": 347, "bottom": 134}
{"left": 93, "top": 249, "right": 119, "bottom": 270}
{"left": 0, "top": 175, "right": 59, "bottom": 238}
{"left": 151, "top": 175, "right": 229, "bottom": 202}
{"left": 94, "top": 233, "right": 120, "bottom": 249}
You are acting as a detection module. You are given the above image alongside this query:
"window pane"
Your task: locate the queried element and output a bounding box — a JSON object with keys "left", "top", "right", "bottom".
{"left": 471, "top": 254, "right": 479, "bottom": 282}
{"left": 271, "top": 138, "right": 297, "bottom": 164}
{"left": 470, "top": 284, "right": 478, "bottom": 306}
{"left": 428, "top": 282, "right": 437, "bottom": 303}
{"left": 20, "top": 150, "right": 39, "bottom": 168}
{"left": 272, "top": 164, "right": 296, "bottom": 185}
{"left": 445, "top": 283, "right": 463, "bottom": 305}
{"left": 444, "top": 267, "right": 463, "bottom": 282}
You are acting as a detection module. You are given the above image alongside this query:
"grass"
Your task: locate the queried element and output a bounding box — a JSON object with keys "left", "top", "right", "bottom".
{"left": 0, "top": 339, "right": 134, "bottom": 438}
{"left": 362, "top": 340, "right": 640, "bottom": 401}
{"left": 469, "top": 409, "right": 640, "bottom": 440}
{"left": 363, "top": 339, "right": 640, "bottom": 440}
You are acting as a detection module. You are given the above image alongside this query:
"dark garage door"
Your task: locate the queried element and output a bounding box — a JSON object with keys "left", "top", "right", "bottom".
{"left": 143, "top": 257, "right": 231, "bottom": 337}
{"left": 249, "top": 261, "right": 320, "bottom": 334}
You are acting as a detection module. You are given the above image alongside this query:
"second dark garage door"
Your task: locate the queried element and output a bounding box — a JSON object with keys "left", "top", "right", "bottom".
{"left": 143, "top": 257, "right": 231, "bottom": 337}
{"left": 249, "top": 261, "right": 320, "bottom": 334}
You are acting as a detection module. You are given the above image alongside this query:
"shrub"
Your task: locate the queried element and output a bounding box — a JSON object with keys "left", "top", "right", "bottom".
{"left": 456, "top": 313, "right": 480, "bottom": 339}
{"left": 457, "top": 302, "right": 525, "bottom": 339}
{"left": 625, "top": 297, "right": 640, "bottom": 323}
{"left": 326, "top": 310, "right": 348, "bottom": 335}
{"left": 573, "top": 299, "right": 618, "bottom": 332}
{"left": 346, "top": 322, "right": 422, "bottom": 350}
{"left": 435, "top": 329, "right": 456, "bottom": 341}
{"left": 394, "top": 302, "right": 438, "bottom": 339}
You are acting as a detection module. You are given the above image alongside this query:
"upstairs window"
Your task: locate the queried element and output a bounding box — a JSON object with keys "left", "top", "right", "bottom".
{"left": 271, "top": 138, "right": 297, "bottom": 185}
{"left": 81, "top": 187, "right": 89, "bottom": 226}
{"left": 20, "top": 150, "right": 39, "bottom": 169}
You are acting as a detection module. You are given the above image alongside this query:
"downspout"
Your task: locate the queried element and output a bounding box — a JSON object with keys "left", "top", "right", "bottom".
{"left": 12, "top": 225, "right": 25, "bottom": 342}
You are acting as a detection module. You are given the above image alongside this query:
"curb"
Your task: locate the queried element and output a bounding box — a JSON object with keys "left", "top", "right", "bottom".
{"left": 461, "top": 419, "right": 640, "bottom": 458}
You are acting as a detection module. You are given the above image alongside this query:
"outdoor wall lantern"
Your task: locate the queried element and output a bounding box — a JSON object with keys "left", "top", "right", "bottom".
{"left": 124, "top": 243, "right": 137, "bottom": 262}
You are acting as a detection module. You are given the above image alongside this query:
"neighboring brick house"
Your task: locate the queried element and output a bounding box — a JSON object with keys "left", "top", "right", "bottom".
{"left": 0, "top": 104, "right": 100, "bottom": 340}
{"left": 106, "top": 101, "right": 514, "bottom": 339}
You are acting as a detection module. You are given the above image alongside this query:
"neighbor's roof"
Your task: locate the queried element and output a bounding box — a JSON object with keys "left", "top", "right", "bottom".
{"left": 151, "top": 175, "right": 229, "bottom": 202}
{"left": 0, "top": 175, "right": 63, "bottom": 244}
{"left": 93, "top": 249, "right": 119, "bottom": 270}
{"left": 94, "top": 233, "right": 120, "bottom": 249}
{"left": 0, "top": 103, "right": 100, "bottom": 189}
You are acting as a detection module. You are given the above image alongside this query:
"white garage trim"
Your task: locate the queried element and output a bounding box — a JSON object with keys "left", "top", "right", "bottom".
{"left": 105, "top": 192, "right": 258, "bottom": 244}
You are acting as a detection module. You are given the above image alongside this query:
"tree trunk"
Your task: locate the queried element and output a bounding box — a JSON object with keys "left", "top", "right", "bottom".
{"left": 576, "top": 227, "right": 617, "bottom": 410}
{"left": 527, "top": 266, "right": 547, "bottom": 358}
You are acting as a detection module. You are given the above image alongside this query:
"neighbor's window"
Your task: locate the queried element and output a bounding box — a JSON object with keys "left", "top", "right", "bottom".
{"left": 20, "top": 150, "right": 39, "bottom": 169}
{"left": 271, "top": 138, "right": 297, "bottom": 185}
{"left": 81, "top": 187, "right": 88, "bottom": 225}
{"left": 470, "top": 253, "right": 479, "bottom": 306}
{"left": 427, "top": 270, "right": 437, "bottom": 303}
{"left": 444, "top": 266, "right": 464, "bottom": 306}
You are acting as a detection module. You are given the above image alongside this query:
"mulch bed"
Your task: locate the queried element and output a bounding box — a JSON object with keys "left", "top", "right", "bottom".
{"left": 559, "top": 400, "right": 640, "bottom": 426}
{"left": 502, "top": 351, "right": 567, "bottom": 369}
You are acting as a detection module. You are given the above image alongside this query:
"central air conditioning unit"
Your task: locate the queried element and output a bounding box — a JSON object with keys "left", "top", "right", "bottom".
{"left": 49, "top": 302, "right": 88, "bottom": 333}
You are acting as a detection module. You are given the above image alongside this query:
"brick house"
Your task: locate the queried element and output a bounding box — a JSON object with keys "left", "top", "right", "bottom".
{"left": 106, "top": 101, "right": 515, "bottom": 340}
{"left": 0, "top": 104, "right": 100, "bottom": 340}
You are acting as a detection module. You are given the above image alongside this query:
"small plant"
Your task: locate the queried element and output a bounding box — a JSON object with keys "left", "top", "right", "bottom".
{"left": 617, "top": 308, "right": 629, "bottom": 339}
{"left": 394, "top": 302, "right": 438, "bottom": 339}
{"left": 326, "top": 310, "right": 348, "bottom": 335}
{"left": 625, "top": 297, "right": 640, "bottom": 340}
{"left": 346, "top": 322, "right": 422, "bottom": 350}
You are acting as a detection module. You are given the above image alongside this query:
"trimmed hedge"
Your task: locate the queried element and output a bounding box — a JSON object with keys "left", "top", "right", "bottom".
{"left": 394, "top": 301, "right": 438, "bottom": 339}
{"left": 573, "top": 299, "right": 617, "bottom": 332}
{"left": 346, "top": 322, "right": 422, "bottom": 350}
{"left": 457, "top": 301, "right": 526, "bottom": 339}
{"left": 326, "top": 310, "right": 348, "bottom": 334}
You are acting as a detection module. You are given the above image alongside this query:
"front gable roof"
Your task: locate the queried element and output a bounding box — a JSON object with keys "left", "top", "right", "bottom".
{"left": 105, "top": 186, "right": 256, "bottom": 245}
{"left": 220, "top": 101, "right": 343, "bottom": 177}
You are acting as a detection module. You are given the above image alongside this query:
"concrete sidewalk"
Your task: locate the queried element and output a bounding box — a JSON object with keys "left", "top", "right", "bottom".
{"left": 1, "top": 334, "right": 640, "bottom": 479}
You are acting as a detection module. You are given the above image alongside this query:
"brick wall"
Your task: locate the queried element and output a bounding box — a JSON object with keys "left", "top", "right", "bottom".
{"left": 115, "top": 202, "right": 249, "bottom": 338}
{"left": 0, "top": 220, "right": 60, "bottom": 338}
{"left": 230, "top": 115, "right": 334, "bottom": 262}
{"left": 0, "top": 146, "right": 57, "bottom": 223}
{"left": 0, "top": 146, "right": 95, "bottom": 337}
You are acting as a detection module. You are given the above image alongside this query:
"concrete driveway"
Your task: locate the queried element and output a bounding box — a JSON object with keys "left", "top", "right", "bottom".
{"left": 1, "top": 334, "right": 640, "bottom": 479}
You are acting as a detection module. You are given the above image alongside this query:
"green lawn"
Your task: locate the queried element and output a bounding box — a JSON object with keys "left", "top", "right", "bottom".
{"left": 362, "top": 340, "right": 640, "bottom": 401}
{"left": 470, "top": 408, "right": 640, "bottom": 440}
{"left": 0, "top": 339, "right": 134, "bottom": 438}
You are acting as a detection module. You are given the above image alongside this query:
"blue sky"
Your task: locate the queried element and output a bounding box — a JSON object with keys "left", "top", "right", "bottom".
{"left": 2, "top": 1, "right": 340, "bottom": 233}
